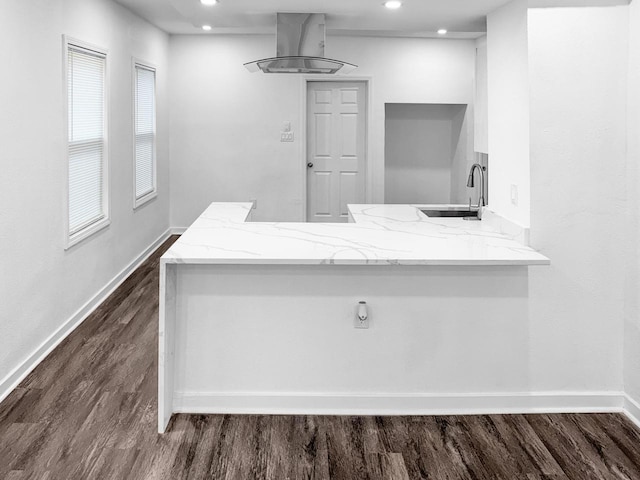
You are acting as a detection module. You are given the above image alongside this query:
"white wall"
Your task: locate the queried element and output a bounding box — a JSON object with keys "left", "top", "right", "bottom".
{"left": 474, "top": 36, "right": 489, "bottom": 155}
{"left": 487, "top": 0, "right": 531, "bottom": 227}
{"left": 625, "top": 0, "right": 640, "bottom": 405}
{"left": 0, "top": 0, "right": 170, "bottom": 391}
{"left": 169, "top": 35, "right": 475, "bottom": 225}
{"left": 527, "top": 6, "right": 628, "bottom": 393}
{"left": 450, "top": 106, "right": 477, "bottom": 204}
{"left": 384, "top": 104, "right": 468, "bottom": 204}
{"left": 174, "top": 265, "right": 535, "bottom": 404}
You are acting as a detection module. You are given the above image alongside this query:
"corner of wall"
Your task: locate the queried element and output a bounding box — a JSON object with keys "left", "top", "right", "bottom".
{"left": 487, "top": 0, "right": 531, "bottom": 228}
{"left": 624, "top": 0, "right": 640, "bottom": 406}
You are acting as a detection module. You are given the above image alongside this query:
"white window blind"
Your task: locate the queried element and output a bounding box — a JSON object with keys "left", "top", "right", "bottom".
{"left": 134, "top": 64, "right": 156, "bottom": 202}
{"left": 67, "top": 45, "right": 107, "bottom": 236}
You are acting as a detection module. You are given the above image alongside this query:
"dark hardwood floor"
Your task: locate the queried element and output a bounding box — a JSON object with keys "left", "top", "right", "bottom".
{"left": 1, "top": 235, "right": 640, "bottom": 479}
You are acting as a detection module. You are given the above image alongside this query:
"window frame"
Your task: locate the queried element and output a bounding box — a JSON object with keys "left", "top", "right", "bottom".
{"left": 132, "top": 59, "right": 158, "bottom": 209}
{"left": 63, "top": 36, "right": 110, "bottom": 249}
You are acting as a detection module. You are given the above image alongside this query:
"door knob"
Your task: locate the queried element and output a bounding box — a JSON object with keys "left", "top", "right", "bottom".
{"left": 307, "top": 163, "right": 314, "bottom": 168}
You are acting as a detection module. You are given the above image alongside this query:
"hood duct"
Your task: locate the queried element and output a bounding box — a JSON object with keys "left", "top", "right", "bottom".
{"left": 244, "top": 13, "right": 357, "bottom": 74}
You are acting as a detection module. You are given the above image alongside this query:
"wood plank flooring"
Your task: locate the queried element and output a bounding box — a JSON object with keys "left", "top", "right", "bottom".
{"left": 1, "top": 235, "right": 640, "bottom": 479}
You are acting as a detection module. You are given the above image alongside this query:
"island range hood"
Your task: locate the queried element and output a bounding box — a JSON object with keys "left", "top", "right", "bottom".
{"left": 244, "top": 13, "right": 357, "bottom": 74}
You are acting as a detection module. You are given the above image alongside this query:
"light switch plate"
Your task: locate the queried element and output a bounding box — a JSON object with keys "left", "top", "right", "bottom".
{"left": 281, "top": 132, "right": 294, "bottom": 142}
{"left": 510, "top": 184, "right": 519, "bottom": 206}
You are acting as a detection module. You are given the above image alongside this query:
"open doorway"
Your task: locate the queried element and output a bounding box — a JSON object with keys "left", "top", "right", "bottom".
{"left": 384, "top": 103, "right": 485, "bottom": 205}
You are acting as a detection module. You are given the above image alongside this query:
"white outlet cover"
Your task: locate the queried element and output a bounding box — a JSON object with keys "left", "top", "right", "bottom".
{"left": 354, "top": 303, "right": 369, "bottom": 329}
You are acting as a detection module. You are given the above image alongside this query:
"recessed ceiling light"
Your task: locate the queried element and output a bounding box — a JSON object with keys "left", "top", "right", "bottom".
{"left": 384, "top": 1, "right": 402, "bottom": 10}
{"left": 202, "top": 25, "right": 212, "bottom": 31}
{"left": 437, "top": 29, "right": 448, "bottom": 35}
{"left": 200, "top": 0, "right": 218, "bottom": 5}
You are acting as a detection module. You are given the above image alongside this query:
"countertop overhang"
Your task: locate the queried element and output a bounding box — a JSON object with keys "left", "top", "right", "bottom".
{"left": 161, "top": 203, "right": 550, "bottom": 266}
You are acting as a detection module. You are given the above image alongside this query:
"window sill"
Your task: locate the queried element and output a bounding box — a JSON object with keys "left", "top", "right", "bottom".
{"left": 65, "top": 217, "right": 111, "bottom": 250}
{"left": 134, "top": 191, "right": 158, "bottom": 210}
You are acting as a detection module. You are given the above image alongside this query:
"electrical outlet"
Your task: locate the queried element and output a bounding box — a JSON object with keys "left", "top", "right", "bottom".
{"left": 510, "top": 184, "right": 519, "bottom": 206}
{"left": 354, "top": 301, "right": 369, "bottom": 329}
{"left": 280, "top": 132, "right": 294, "bottom": 142}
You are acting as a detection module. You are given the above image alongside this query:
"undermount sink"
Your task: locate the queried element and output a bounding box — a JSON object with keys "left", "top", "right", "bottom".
{"left": 421, "top": 209, "right": 479, "bottom": 218}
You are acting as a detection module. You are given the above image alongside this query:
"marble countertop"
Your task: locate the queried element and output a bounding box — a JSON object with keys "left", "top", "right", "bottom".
{"left": 161, "top": 202, "right": 549, "bottom": 266}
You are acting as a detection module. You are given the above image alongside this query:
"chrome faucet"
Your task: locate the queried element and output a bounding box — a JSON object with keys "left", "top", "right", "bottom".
{"left": 466, "top": 163, "right": 485, "bottom": 220}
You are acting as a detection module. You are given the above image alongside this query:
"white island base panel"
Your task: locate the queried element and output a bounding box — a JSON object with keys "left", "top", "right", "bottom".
{"left": 159, "top": 203, "right": 550, "bottom": 433}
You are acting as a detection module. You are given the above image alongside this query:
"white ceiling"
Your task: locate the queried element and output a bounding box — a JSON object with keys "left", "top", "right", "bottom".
{"left": 114, "top": 0, "right": 517, "bottom": 37}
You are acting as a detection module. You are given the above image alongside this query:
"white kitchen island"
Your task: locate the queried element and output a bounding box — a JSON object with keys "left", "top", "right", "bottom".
{"left": 159, "top": 203, "right": 549, "bottom": 432}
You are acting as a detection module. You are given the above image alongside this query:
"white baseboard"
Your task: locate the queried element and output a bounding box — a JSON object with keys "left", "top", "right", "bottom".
{"left": 623, "top": 394, "right": 640, "bottom": 428}
{"left": 173, "top": 391, "right": 626, "bottom": 416}
{"left": 0, "top": 229, "right": 171, "bottom": 405}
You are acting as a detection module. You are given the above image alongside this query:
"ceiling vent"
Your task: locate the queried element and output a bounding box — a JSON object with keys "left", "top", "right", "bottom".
{"left": 244, "top": 13, "right": 357, "bottom": 74}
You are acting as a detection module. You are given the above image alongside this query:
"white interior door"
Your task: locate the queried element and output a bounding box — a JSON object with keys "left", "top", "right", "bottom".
{"left": 306, "top": 81, "right": 366, "bottom": 222}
